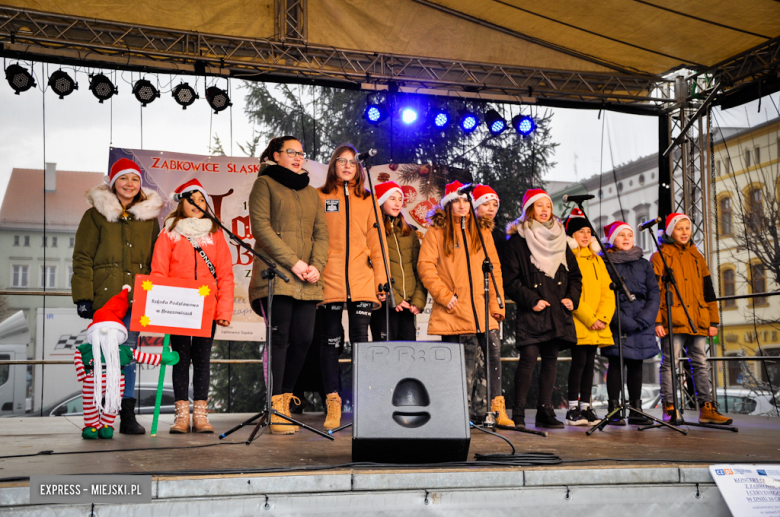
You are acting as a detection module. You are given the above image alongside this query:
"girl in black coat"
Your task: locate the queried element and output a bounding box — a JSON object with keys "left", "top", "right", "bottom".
{"left": 503, "top": 189, "right": 582, "bottom": 429}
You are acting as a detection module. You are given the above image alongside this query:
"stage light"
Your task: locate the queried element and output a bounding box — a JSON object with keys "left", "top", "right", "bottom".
{"left": 48, "top": 70, "right": 78, "bottom": 99}
{"left": 459, "top": 111, "right": 479, "bottom": 133}
{"left": 432, "top": 110, "right": 450, "bottom": 128}
{"left": 485, "top": 109, "right": 507, "bottom": 136}
{"left": 206, "top": 86, "right": 232, "bottom": 114}
{"left": 401, "top": 107, "right": 418, "bottom": 124}
{"left": 132, "top": 79, "right": 160, "bottom": 107}
{"left": 172, "top": 82, "right": 198, "bottom": 109}
{"left": 365, "top": 103, "right": 388, "bottom": 124}
{"left": 512, "top": 114, "right": 536, "bottom": 136}
{"left": 5, "top": 64, "right": 36, "bottom": 94}
{"left": 89, "top": 74, "right": 117, "bottom": 103}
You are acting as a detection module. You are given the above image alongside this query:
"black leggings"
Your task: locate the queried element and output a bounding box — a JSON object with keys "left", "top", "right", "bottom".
{"left": 170, "top": 321, "right": 216, "bottom": 402}
{"left": 254, "top": 296, "right": 317, "bottom": 396}
{"left": 320, "top": 301, "right": 373, "bottom": 394}
{"left": 513, "top": 341, "right": 561, "bottom": 409}
{"left": 369, "top": 302, "right": 417, "bottom": 342}
{"left": 567, "top": 345, "right": 598, "bottom": 402}
{"left": 607, "top": 356, "right": 644, "bottom": 401}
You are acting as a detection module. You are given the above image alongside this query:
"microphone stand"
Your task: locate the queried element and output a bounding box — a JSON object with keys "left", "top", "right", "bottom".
{"left": 637, "top": 229, "right": 737, "bottom": 433}
{"left": 178, "top": 195, "right": 333, "bottom": 443}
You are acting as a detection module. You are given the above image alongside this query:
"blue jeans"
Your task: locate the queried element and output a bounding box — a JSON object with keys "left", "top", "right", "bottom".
{"left": 121, "top": 310, "right": 140, "bottom": 399}
{"left": 659, "top": 334, "right": 711, "bottom": 405}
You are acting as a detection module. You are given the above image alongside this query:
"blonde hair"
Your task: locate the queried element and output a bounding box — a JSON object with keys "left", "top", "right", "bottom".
{"left": 164, "top": 200, "right": 219, "bottom": 234}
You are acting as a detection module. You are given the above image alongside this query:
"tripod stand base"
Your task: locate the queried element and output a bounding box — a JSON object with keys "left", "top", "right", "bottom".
{"left": 586, "top": 405, "right": 687, "bottom": 436}
{"left": 219, "top": 409, "right": 334, "bottom": 443}
{"left": 639, "top": 419, "right": 738, "bottom": 433}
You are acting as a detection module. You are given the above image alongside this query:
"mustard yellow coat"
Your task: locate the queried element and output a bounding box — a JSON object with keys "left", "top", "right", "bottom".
{"left": 568, "top": 237, "right": 615, "bottom": 347}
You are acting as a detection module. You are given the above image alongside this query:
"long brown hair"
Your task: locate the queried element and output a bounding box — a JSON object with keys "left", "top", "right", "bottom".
{"left": 259, "top": 135, "right": 300, "bottom": 164}
{"left": 384, "top": 213, "right": 414, "bottom": 237}
{"left": 440, "top": 204, "right": 482, "bottom": 257}
{"left": 319, "top": 144, "right": 370, "bottom": 199}
{"left": 164, "top": 200, "right": 220, "bottom": 234}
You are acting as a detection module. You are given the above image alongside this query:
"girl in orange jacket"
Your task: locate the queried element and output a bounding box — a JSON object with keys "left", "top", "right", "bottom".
{"left": 151, "top": 179, "right": 235, "bottom": 433}
{"left": 318, "top": 144, "right": 388, "bottom": 430}
{"left": 417, "top": 181, "right": 508, "bottom": 425}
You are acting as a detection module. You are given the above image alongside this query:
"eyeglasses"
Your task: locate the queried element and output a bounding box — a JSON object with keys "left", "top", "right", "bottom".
{"left": 336, "top": 158, "right": 358, "bottom": 166}
{"left": 283, "top": 149, "right": 306, "bottom": 158}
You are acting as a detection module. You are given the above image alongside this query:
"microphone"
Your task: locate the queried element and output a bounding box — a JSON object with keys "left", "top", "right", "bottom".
{"left": 638, "top": 217, "right": 662, "bottom": 231}
{"left": 457, "top": 183, "right": 477, "bottom": 195}
{"left": 562, "top": 194, "right": 595, "bottom": 203}
{"left": 355, "top": 149, "right": 377, "bottom": 162}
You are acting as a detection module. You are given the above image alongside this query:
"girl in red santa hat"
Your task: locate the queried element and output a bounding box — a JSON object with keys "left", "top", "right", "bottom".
{"left": 72, "top": 157, "right": 165, "bottom": 435}
{"left": 151, "top": 179, "right": 235, "bottom": 433}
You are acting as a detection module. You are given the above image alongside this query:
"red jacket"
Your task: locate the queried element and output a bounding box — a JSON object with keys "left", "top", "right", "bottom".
{"left": 151, "top": 218, "right": 235, "bottom": 322}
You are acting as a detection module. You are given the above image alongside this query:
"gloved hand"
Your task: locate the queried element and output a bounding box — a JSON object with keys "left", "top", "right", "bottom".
{"left": 161, "top": 350, "right": 180, "bottom": 366}
{"left": 76, "top": 300, "right": 94, "bottom": 319}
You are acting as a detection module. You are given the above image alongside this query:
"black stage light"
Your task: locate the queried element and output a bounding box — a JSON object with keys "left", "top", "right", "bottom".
{"left": 89, "top": 74, "right": 117, "bottom": 103}
{"left": 5, "top": 64, "right": 36, "bottom": 94}
{"left": 132, "top": 79, "right": 160, "bottom": 107}
{"left": 172, "top": 82, "right": 199, "bottom": 109}
{"left": 485, "top": 109, "right": 507, "bottom": 136}
{"left": 512, "top": 114, "right": 537, "bottom": 136}
{"left": 205, "top": 86, "right": 232, "bottom": 114}
{"left": 48, "top": 70, "right": 78, "bottom": 99}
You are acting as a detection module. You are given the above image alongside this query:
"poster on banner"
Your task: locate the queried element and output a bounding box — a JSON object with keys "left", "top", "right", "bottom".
{"left": 129, "top": 275, "right": 216, "bottom": 337}
{"left": 108, "top": 148, "right": 470, "bottom": 342}
{"left": 710, "top": 464, "right": 780, "bottom": 516}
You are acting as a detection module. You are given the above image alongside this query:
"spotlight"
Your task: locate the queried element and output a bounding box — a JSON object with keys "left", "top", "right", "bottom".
{"left": 365, "top": 103, "right": 388, "bottom": 124}
{"left": 432, "top": 110, "right": 450, "bottom": 128}
{"left": 132, "top": 79, "right": 160, "bottom": 107}
{"left": 5, "top": 64, "right": 36, "bottom": 94}
{"left": 459, "top": 111, "right": 479, "bottom": 134}
{"left": 48, "top": 70, "right": 78, "bottom": 99}
{"left": 172, "top": 82, "right": 198, "bottom": 109}
{"left": 401, "top": 107, "right": 418, "bottom": 124}
{"left": 206, "top": 86, "right": 231, "bottom": 114}
{"left": 512, "top": 114, "right": 536, "bottom": 136}
{"left": 89, "top": 74, "right": 117, "bottom": 103}
{"left": 485, "top": 109, "right": 507, "bottom": 136}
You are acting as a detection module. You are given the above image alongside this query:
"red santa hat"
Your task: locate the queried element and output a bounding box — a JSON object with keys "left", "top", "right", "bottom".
{"left": 471, "top": 185, "right": 500, "bottom": 209}
{"left": 374, "top": 181, "right": 404, "bottom": 206}
{"left": 565, "top": 207, "right": 589, "bottom": 236}
{"left": 170, "top": 179, "right": 213, "bottom": 210}
{"left": 107, "top": 158, "right": 143, "bottom": 189}
{"left": 522, "top": 188, "right": 551, "bottom": 213}
{"left": 664, "top": 212, "right": 690, "bottom": 235}
{"left": 441, "top": 181, "right": 468, "bottom": 207}
{"left": 86, "top": 285, "right": 131, "bottom": 343}
{"left": 603, "top": 221, "right": 633, "bottom": 246}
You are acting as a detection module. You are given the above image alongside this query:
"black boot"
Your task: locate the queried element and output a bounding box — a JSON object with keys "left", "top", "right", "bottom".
{"left": 511, "top": 405, "right": 525, "bottom": 429}
{"left": 627, "top": 400, "right": 654, "bottom": 425}
{"left": 119, "top": 398, "right": 146, "bottom": 434}
{"left": 607, "top": 400, "right": 626, "bottom": 426}
{"left": 535, "top": 405, "right": 564, "bottom": 429}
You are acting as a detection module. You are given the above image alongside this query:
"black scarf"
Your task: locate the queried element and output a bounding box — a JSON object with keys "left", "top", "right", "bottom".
{"left": 263, "top": 164, "right": 310, "bottom": 191}
{"left": 609, "top": 245, "right": 644, "bottom": 264}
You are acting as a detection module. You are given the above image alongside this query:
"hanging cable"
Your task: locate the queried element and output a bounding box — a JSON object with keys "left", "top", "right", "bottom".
{"left": 39, "top": 61, "right": 48, "bottom": 417}
{"left": 606, "top": 114, "right": 626, "bottom": 218}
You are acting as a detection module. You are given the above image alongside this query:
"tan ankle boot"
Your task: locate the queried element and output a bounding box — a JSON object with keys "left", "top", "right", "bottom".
{"left": 169, "top": 400, "right": 190, "bottom": 434}
{"left": 282, "top": 393, "right": 301, "bottom": 432}
{"left": 192, "top": 400, "right": 214, "bottom": 433}
{"left": 270, "top": 394, "right": 294, "bottom": 435}
{"left": 323, "top": 392, "right": 342, "bottom": 430}
{"left": 491, "top": 396, "right": 514, "bottom": 427}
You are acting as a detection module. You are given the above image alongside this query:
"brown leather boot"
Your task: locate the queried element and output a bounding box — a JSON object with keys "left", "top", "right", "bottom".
{"left": 323, "top": 392, "right": 342, "bottom": 430}
{"left": 491, "top": 396, "right": 514, "bottom": 427}
{"left": 192, "top": 400, "right": 214, "bottom": 433}
{"left": 270, "top": 394, "right": 295, "bottom": 435}
{"left": 699, "top": 401, "right": 733, "bottom": 425}
{"left": 282, "top": 394, "right": 301, "bottom": 433}
{"left": 662, "top": 402, "right": 680, "bottom": 425}
{"left": 169, "top": 400, "right": 190, "bottom": 434}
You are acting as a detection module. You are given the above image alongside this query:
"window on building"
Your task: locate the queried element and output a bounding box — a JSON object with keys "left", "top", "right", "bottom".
{"left": 719, "top": 196, "right": 733, "bottom": 236}
{"left": 52, "top": 237, "right": 57, "bottom": 248}
{"left": 636, "top": 216, "right": 650, "bottom": 252}
{"left": 69, "top": 237, "right": 75, "bottom": 248}
{"left": 715, "top": 161, "right": 721, "bottom": 176}
{"left": 66, "top": 266, "right": 74, "bottom": 289}
{"left": 755, "top": 146, "right": 761, "bottom": 164}
{"left": 13, "top": 236, "right": 19, "bottom": 246}
{"left": 639, "top": 174, "right": 645, "bottom": 185}
{"left": 759, "top": 348, "right": 780, "bottom": 387}
{"left": 721, "top": 268, "right": 736, "bottom": 308}
{"left": 23, "top": 236, "right": 29, "bottom": 247}
{"left": 40, "top": 265, "right": 57, "bottom": 289}
{"left": 744, "top": 149, "right": 751, "bottom": 168}
{"left": 617, "top": 182, "right": 624, "bottom": 192}
{"left": 727, "top": 157, "right": 732, "bottom": 172}
{"left": 750, "top": 263, "right": 767, "bottom": 305}
{"left": 12, "top": 265, "right": 29, "bottom": 287}
{"left": 747, "top": 188, "right": 764, "bottom": 231}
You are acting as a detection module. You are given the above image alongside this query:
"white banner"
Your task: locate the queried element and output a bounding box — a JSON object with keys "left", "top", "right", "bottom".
{"left": 710, "top": 464, "right": 780, "bottom": 516}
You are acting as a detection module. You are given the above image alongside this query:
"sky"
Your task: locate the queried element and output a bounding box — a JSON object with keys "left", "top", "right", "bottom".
{"left": 1, "top": 62, "right": 778, "bottom": 204}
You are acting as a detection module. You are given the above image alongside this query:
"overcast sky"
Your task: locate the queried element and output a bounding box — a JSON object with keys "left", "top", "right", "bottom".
{"left": 1, "top": 63, "right": 778, "bottom": 203}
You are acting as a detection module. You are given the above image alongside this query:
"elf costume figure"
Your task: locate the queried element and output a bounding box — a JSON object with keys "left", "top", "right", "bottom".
{"left": 73, "top": 285, "right": 179, "bottom": 439}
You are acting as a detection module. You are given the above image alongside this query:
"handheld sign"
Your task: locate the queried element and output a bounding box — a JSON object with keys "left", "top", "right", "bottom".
{"left": 150, "top": 334, "right": 171, "bottom": 436}
{"left": 129, "top": 275, "right": 217, "bottom": 337}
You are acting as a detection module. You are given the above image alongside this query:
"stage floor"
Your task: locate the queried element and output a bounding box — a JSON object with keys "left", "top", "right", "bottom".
{"left": 1, "top": 409, "right": 778, "bottom": 479}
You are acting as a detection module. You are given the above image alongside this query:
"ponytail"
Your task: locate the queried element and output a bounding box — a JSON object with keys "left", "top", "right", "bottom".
{"left": 259, "top": 136, "right": 300, "bottom": 163}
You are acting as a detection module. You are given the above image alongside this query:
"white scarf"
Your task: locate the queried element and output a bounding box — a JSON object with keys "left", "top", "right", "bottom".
{"left": 165, "top": 217, "right": 214, "bottom": 246}
{"left": 517, "top": 218, "right": 568, "bottom": 278}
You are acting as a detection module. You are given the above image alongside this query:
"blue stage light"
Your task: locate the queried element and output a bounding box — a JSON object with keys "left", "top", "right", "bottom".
{"left": 512, "top": 114, "right": 536, "bottom": 136}
{"left": 485, "top": 109, "right": 506, "bottom": 136}
{"left": 401, "top": 108, "right": 418, "bottom": 124}
{"left": 364, "top": 103, "right": 388, "bottom": 124}
{"left": 459, "top": 112, "right": 479, "bottom": 133}
{"left": 433, "top": 111, "right": 449, "bottom": 128}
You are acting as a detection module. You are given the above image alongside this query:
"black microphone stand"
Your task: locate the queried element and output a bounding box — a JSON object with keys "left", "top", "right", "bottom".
{"left": 637, "top": 229, "right": 737, "bottom": 433}
{"left": 177, "top": 195, "right": 333, "bottom": 443}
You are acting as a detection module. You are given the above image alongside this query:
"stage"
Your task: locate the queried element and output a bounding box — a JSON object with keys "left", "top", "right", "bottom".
{"left": 1, "top": 410, "right": 778, "bottom": 515}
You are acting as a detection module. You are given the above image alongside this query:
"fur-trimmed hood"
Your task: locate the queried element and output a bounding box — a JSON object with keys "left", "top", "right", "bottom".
{"left": 426, "top": 206, "right": 495, "bottom": 231}
{"left": 567, "top": 235, "right": 602, "bottom": 256}
{"left": 86, "top": 184, "right": 164, "bottom": 223}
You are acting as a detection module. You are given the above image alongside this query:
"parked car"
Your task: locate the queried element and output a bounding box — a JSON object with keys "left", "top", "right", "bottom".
{"left": 590, "top": 384, "right": 661, "bottom": 410}
{"left": 31, "top": 383, "right": 191, "bottom": 417}
{"left": 715, "top": 388, "right": 779, "bottom": 416}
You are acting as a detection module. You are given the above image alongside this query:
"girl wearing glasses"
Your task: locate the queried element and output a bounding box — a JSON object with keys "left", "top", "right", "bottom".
{"left": 318, "top": 144, "right": 388, "bottom": 430}
{"left": 248, "top": 136, "right": 329, "bottom": 435}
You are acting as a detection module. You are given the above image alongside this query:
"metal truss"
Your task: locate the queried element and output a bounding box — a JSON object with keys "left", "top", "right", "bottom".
{"left": 0, "top": 5, "right": 675, "bottom": 107}
{"left": 708, "top": 35, "right": 780, "bottom": 91}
